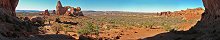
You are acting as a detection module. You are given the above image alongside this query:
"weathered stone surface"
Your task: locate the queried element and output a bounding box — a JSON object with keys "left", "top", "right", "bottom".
{"left": 0, "top": 0, "right": 19, "bottom": 16}
{"left": 56, "top": 1, "right": 70, "bottom": 15}
{"left": 0, "top": 0, "right": 29, "bottom": 39}
{"left": 159, "top": 11, "right": 171, "bottom": 16}
{"left": 0, "top": 0, "right": 22, "bottom": 25}
{"left": 74, "top": 7, "right": 84, "bottom": 16}
{"left": 70, "top": 7, "right": 75, "bottom": 14}
{"left": 56, "top": 0, "right": 63, "bottom": 15}
{"left": 189, "top": 0, "right": 220, "bottom": 34}
{"left": 30, "top": 16, "right": 44, "bottom": 23}
{"left": 63, "top": 6, "right": 71, "bottom": 15}
{"left": 64, "top": 11, "right": 71, "bottom": 16}
{"left": 43, "top": 9, "right": 50, "bottom": 16}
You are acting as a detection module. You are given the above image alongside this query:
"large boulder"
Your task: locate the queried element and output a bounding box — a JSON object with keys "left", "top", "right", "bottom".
{"left": 75, "top": 7, "right": 84, "bottom": 16}
{"left": 30, "top": 16, "right": 44, "bottom": 25}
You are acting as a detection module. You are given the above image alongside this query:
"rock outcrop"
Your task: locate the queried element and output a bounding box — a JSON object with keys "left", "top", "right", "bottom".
{"left": 159, "top": 11, "right": 171, "bottom": 16}
{"left": 189, "top": 0, "right": 220, "bottom": 35}
{"left": 75, "top": 7, "right": 84, "bottom": 16}
{"left": 42, "top": 9, "right": 50, "bottom": 16}
{"left": 0, "top": 0, "right": 29, "bottom": 39}
{"left": 143, "top": 0, "right": 220, "bottom": 40}
{"left": 0, "top": 0, "right": 19, "bottom": 16}
{"left": 159, "top": 8, "right": 204, "bottom": 20}
{"left": 56, "top": 1, "right": 70, "bottom": 15}
{"left": 56, "top": 0, "right": 63, "bottom": 15}
{"left": 159, "top": 8, "right": 204, "bottom": 16}
{"left": 56, "top": 0, "right": 84, "bottom": 16}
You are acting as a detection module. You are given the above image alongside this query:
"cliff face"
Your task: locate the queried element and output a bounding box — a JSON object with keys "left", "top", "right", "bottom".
{"left": 0, "top": 0, "right": 27, "bottom": 39}
{"left": 190, "top": 0, "right": 220, "bottom": 34}
{"left": 0, "top": 0, "right": 18, "bottom": 16}
{"left": 143, "top": 0, "right": 220, "bottom": 40}
{"left": 0, "top": 0, "right": 21, "bottom": 24}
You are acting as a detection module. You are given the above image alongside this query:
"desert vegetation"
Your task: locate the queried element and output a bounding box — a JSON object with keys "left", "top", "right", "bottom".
{"left": 16, "top": 8, "right": 203, "bottom": 39}
{"left": 0, "top": 0, "right": 208, "bottom": 40}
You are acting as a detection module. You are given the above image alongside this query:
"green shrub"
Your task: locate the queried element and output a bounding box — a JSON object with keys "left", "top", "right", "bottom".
{"left": 77, "top": 22, "right": 99, "bottom": 35}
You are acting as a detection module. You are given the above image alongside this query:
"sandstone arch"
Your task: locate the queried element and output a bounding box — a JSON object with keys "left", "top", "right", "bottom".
{"left": 56, "top": 0, "right": 84, "bottom": 16}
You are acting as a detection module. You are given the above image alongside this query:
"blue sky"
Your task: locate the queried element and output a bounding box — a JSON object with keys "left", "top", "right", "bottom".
{"left": 16, "top": 0, "right": 204, "bottom": 12}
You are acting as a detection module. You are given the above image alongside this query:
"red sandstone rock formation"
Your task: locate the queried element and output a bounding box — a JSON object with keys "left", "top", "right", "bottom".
{"left": 70, "top": 7, "right": 75, "bottom": 14}
{"left": 0, "top": 0, "right": 22, "bottom": 25}
{"left": 0, "top": 0, "right": 29, "bottom": 38}
{"left": 190, "top": 0, "right": 220, "bottom": 33}
{"left": 56, "top": 0, "right": 63, "bottom": 15}
{"left": 159, "top": 8, "right": 204, "bottom": 16}
{"left": 24, "top": 17, "right": 30, "bottom": 21}
{"left": 160, "top": 11, "right": 171, "bottom": 16}
{"left": 0, "top": 0, "right": 19, "bottom": 16}
{"left": 56, "top": 1, "right": 71, "bottom": 15}
{"left": 43, "top": 9, "right": 50, "bottom": 16}
{"left": 74, "top": 7, "right": 84, "bottom": 16}
{"left": 158, "top": 8, "right": 204, "bottom": 20}
{"left": 63, "top": 6, "right": 71, "bottom": 14}
{"left": 56, "top": 0, "right": 84, "bottom": 16}
{"left": 65, "top": 11, "right": 71, "bottom": 16}
{"left": 76, "top": 7, "right": 81, "bottom": 11}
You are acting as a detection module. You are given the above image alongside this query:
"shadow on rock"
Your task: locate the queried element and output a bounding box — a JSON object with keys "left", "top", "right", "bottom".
{"left": 140, "top": 0, "right": 220, "bottom": 40}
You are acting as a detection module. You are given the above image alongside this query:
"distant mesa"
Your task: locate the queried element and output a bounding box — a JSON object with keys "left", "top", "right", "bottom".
{"left": 158, "top": 8, "right": 204, "bottom": 20}
{"left": 158, "top": 8, "right": 204, "bottom": 16}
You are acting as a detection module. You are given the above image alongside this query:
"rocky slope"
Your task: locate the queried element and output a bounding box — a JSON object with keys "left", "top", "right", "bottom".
{"left": 142, "top": 0, "right": 220, "bottom": 40}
